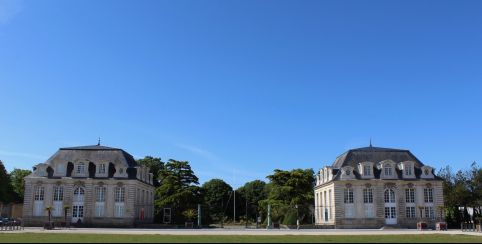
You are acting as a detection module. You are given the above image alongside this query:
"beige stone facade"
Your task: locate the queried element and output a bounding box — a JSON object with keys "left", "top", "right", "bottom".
{"left": 314, "top": 147, "right": 444, "bottom": 229}
{"left": 23, "top": 145, "right": 155, "bottom": 227}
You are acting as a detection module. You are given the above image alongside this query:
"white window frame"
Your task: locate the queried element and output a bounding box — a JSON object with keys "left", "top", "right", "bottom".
{"left": 363, "top": 188, "right": 373, "bottom": 204}
{"left": 95, "top": 186, "right": 106, "bottom": 217}
{"left": 114, "top": 187, "right": 125, "bottom": 218}
{"left": 33, "top": 186, "right": 45, "bottom": 217}
{"left": 52, "top": 186, "right": 64, "bottom": 217}
{"left": 425, "top": 206, "right": 435, "bottom": 219}
{"left": 363, "top": 165, "right": 371, "bottom": 176}
{"left": 344, "top": 188, "right": 354, "bottom": 204}
{"left": 76, "top": 162, "right": 86, "bottom": 176}
{"left": 406, "top": 188, "right": 415, "bottom": 203}
{"left": 406, "top": 206, "right": 416, "bottom": 219}
{"left": 404, "top": 164, "right": 412, "bottom": 176}
{"left": 97, "top": 164, "right": 107, "bottom": 175}
{"left": 384, "top": 165, "right": 393, "bottom": 176}
{"left": 384, "top": 189, "right": 396, "bottom": 203}
{"left": 424, "top": 188, "right": 434, "bottom": 203}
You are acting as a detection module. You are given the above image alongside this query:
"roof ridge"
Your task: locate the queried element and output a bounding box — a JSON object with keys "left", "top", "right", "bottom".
{"left": 59, "top": 145, "right": 121, "bottom": 150}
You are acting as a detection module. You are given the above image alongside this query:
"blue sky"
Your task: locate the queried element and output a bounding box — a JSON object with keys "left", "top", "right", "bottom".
{"left": 1, "top": 0, "right": 481, "bottom": 188}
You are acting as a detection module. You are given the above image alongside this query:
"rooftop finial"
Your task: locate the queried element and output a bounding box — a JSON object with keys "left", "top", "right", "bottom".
{"left": 370, "top": 138, "right": 372, "bottom": 147}
{"left": 98, "top": 137, "right": 101, "bottom": 146}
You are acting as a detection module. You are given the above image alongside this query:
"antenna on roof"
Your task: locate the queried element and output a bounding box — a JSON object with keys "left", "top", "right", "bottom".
{"left": 98, "top": 137, "right": 101, "bottom": 146}
{"left": 369, "top": 138, "right": 372, "bottom": 147}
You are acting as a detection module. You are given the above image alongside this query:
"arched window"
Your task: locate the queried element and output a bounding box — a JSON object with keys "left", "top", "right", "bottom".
{"left": 74, "top": 187, "right": 85, "bottom": 202}
{"left": 384, "top": 189, "right": 396, "bottom": 203}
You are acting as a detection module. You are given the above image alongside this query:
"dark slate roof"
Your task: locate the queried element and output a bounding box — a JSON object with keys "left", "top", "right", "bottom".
{"left": 332, "top": 146, "right": 424, "bottom": 169}
{"left": 60, "top": 145, "right": 121, "bottom": 151}
{"left": 44, "top": 145, "right": 138, "bottom": 168}
{"left": 327, "top": 146, "right": 442, "bottom": 181}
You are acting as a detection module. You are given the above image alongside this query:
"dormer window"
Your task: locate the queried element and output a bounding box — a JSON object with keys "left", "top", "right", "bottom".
{"left": 98, "top": 164, "right": 106, "bottom": 175}
{"left": 346, "top": 170, "right": 351, "bottom": 176}
{"left": 405, "top": 164, "right": 412, "bottom": 176}
{"left": 119, "top": 168, "right": 124, "bottom": 175}
{"left": 424, "top": 169, "right": 429, "bottom": 175}
{"left": 384, "top": 165, "right": 393, "bottom": 176}
{"left": 76, "top": 162, "right": 85, "bottom": 175}
{"left": 364, "top": 165, "right": 371, "bottom": 176}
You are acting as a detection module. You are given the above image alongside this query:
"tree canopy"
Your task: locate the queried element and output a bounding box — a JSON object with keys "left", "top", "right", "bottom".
{"left": 201, "top": 179, "right": 233, "bottom": 223}
{"left": 0, "top": 161, "right": 15, "bottom": 204}
{"left": 155, "top": 159, "right": 202, "bottom": 224}
{"left": 260, "top": 168, "right": 315, "bottom": 225}
{"left": 137, "top": 156, "right": 164, "bottom": 187}
{"left": 438, "top": 162, "right": 482, "bottom": 227}
{"left": 9, "top": 168, "right": 32, "bottom": 202}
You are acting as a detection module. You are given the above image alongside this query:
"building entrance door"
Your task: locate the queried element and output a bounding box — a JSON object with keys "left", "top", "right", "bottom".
{"left": 384, "top": 189, "right": 397, "bottom": 225}
{"left": 72, "top": 187, "right": 85, "bottom": 224}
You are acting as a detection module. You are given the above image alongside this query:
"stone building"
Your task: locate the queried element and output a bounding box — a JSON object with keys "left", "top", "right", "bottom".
{"left": 314, "top": 146, "right": 444, "bottom": 229}
{"left": 23, "top": 145, "right": 155, "bottom": 227}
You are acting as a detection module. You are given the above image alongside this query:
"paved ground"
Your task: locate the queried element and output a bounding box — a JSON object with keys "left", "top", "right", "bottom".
{"left": 5, "top": 227, "right": 481, "bottom": 237}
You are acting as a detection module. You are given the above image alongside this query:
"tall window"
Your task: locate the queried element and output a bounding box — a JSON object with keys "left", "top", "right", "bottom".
{"left": 363, "top": 165, "right": 371, "bottom": 176}
{"left": 363, "top": 188, "right": 374, "bottom": 218}
{"left": 405, "top": 189, "right": 415, "bottom": 203}
{"left": 53, "top": 186, "right": 64, "bottom": 217}
{"left": 76, "top": 162, "right": 85, "bottom": 175}
{"left": 424, "top": 188, "right": 433, "bottom": 203}
{"left": 329, "top": 190, "right": 332, "bottom": 220}
{"left": 363, "top": 188, "right": 373, "bottom": 203}
{"left": 344, "top": 188, "right": 354, "bottom": 204}
{"left": 115, "top": 187, "right": 125, "bottom": 217}
{"left": 384, "top": 165, "right": 392, "bottom": 176}
{"left": 73, "top": 188, "right": 85, "bottom": 202}
{"left": 384, "top": 189, "right": 395, "bottom": 203}
{"left": 425, "top": 206, "right": 435, "bottom": 219}
{"left": 98, "top": 164, "right": 106, "bottom": 175}
{"left": 406, "top": 207, "right": 416, "bottom": 219}
{"left": 404, "top": 164, "right": 412, "bottom": 176}
{"left": 95, "top": 186, "right": 106, "bottom": 217}
{"left": 344, "top": 188, "right": 354, "bottom": 218}
{"left": 33, "top": 186, "right": 45, "bottom": 216}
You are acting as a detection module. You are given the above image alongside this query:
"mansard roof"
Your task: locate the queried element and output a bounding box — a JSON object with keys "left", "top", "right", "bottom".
{"left": 44, "top": 145, "right": 138, "bottom": 168}
{"left": 332, "top": 146, "right": 424, "bottom": 169}
{"left": 327, "top": 146, "right": 441, "bottom": 181}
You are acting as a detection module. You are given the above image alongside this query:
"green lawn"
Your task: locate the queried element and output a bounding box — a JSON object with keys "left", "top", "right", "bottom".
{"left": 0, "top": 233, "right": 481, "bottom": 243}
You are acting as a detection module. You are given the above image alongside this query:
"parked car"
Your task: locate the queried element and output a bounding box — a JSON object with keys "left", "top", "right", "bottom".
{"left": 0, "top": 218, "right": 17, "bottom": 224}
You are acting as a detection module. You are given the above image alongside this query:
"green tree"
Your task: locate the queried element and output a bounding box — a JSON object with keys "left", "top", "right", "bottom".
{"left": 237, "top": 180, "right": 267, "bottom": 222}
{"left": 155, "top": 159, "right": 202, "bottom": 224}
{"left": 9, "top": 168, "right": 32, "bottom": 202}
{"left": 137, "top": 156, "right": 164, "bottom": 187}
{"left": 260, "top": 168, "right": 315, "bottom": 225}
{"left": 201, "top": 179, "right": 233, "bottom": 224}
{"left": 0, "top": 160, "right": 15, "bottom": 217}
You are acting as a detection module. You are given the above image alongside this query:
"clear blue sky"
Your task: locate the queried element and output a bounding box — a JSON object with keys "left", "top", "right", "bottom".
{"left": 1, "top": 0, "right": 481, "bottom": 188}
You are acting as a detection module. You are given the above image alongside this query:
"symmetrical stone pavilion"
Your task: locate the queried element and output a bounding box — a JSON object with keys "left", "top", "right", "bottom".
{"left": 23, "top": 144, "right": 155, "bottom": 227}
{"left": 314, "top": 146, "right": 444, "bottom": 229}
